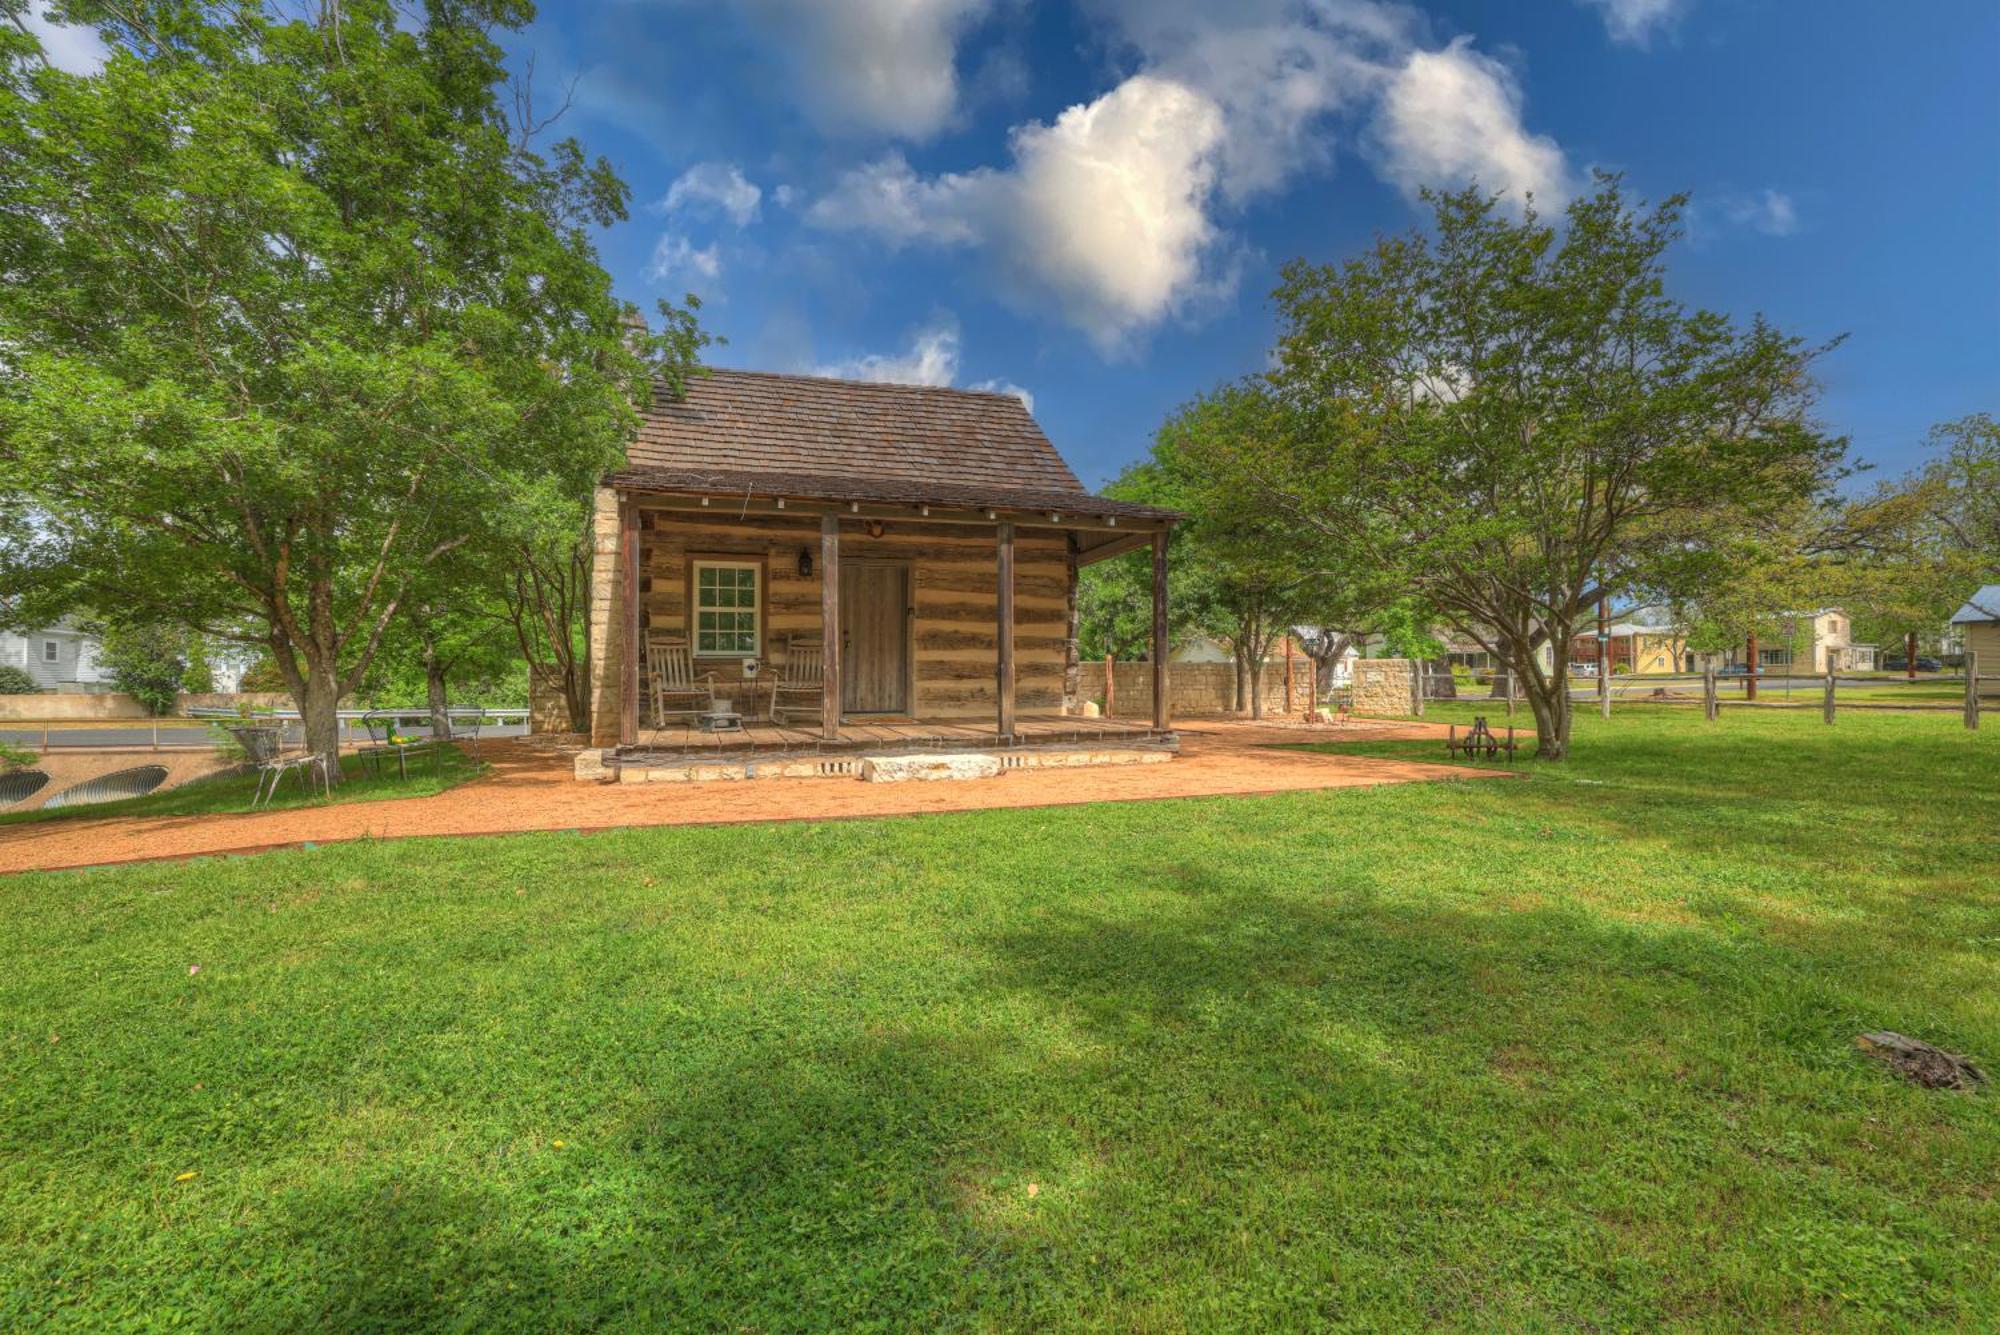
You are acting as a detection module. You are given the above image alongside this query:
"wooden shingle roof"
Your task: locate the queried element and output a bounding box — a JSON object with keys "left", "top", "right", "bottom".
{"left": 617, "top": 369, "right": 1172, "bottom": 522}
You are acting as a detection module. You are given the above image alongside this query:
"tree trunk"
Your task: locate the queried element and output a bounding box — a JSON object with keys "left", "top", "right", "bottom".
{"left": 1249, "top": 647, "right": 1265, "bottom": 719}
{"left": 426, "top": 659, "right": 451, "bottom": 742}
{"left": 1508, "top": 641, "right": 1571, "bottom": 761}
{"left": 297, "top": 671, "right": 344, "bottom": 787}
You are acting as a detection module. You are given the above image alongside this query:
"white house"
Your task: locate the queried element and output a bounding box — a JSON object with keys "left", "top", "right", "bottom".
{"left": 0, "top": 620, "right": 114, "bottom": 692}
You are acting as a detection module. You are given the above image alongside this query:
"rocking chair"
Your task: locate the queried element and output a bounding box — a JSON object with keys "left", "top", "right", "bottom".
{"left": 768, "top": 637, "right": 825, "bottom": 726}
{"left": 647, "top": 635, "right": 718, "bottom": 729}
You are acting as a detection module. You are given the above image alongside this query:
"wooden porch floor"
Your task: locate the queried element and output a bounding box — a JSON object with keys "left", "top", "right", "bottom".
{"left": 620, "top": 713, "right": 1170, "bottom": 763}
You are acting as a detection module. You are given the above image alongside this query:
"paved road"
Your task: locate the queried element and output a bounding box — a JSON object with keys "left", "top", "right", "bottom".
{"left": 2, "top": 722, "right": 530, "bottom": 751}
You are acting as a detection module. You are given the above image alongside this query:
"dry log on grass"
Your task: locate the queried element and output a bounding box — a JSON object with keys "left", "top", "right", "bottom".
{"left": 1855, "top": 1031, "right": 1986, "bottom": 1091}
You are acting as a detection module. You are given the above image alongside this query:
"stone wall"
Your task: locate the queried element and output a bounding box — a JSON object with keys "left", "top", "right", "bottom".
{"left": 1351, "top": 658, "right": 1417, "bottom": 716}
{"left": 1097, "top": 659, "right": 1313, "bottom": 719}
{"left": 528, "top": 667, "right": 574, "bottom": 735}
{"left": 0, "top": 691, "right": 292, "bottom": 721}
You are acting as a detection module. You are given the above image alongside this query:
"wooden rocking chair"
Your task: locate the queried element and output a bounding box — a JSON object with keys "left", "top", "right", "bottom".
{"left": 646, "top": 634, "right": 717, "bottom": 729}
{"left": 768, "top": 637, "right": 825, "bottom": 726}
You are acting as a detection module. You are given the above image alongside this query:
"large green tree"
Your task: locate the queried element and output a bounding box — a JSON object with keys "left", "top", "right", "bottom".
{"left": 0, "top": 1, "right": 699, "bottom": 779}
{"left": 1206, "top": 178, "right": 1844, "bottom": 757}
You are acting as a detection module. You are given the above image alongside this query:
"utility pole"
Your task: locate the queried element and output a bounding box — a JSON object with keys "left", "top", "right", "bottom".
{"left": 1598, "top": 596, "right": 1611, "bottom": 720}
{"left": 1747, "top": 630, "right": 1759, "bottom": 702}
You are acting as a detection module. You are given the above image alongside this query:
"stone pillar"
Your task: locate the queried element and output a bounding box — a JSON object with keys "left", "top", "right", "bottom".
{"left": 585, "top": 486, "right": 623, "bottom": 747}
{"left": 1351, "top": 658, "right": 1417, "bottom": 717}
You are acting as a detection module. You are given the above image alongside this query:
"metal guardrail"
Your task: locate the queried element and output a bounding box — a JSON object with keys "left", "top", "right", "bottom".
{"left": 5, "top": 706, "right": 530, "bottom": 753}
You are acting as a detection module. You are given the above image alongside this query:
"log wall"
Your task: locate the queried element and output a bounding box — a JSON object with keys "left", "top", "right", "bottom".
{"left": 589, "top": 501, "right": 1079, "bottom": 741}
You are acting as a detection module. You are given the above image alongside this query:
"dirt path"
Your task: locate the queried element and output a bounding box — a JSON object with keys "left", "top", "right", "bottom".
{"left": 0, "top": 719, "right": 1511, "bottom": 874}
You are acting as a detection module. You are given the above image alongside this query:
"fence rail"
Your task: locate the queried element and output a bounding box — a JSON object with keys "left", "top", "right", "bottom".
{"left": 4, "top": 705, "right": 531, "bottom": 753}
{"left": 1403, "top": 656, "right": 1989, "bottom": 730}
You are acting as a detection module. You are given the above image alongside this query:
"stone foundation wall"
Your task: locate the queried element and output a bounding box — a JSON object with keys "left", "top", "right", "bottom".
{"left": 1097, "top": 659, "right": 1313, "bottom": 719}
{"left": 1351, "top": 658, "right": 1416, "bottom": 716}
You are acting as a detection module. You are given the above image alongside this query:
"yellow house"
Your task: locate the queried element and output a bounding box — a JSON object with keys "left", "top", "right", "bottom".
{"left": 1952, "top": 586, "right": 2000, "bottom": 697}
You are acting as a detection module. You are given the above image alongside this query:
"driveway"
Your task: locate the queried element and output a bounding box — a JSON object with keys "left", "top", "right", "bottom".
{"left": 0, "top": 719, "right": 1511, "bottom": 874}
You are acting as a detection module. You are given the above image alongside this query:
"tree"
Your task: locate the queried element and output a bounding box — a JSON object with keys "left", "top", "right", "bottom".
{"left": 1834, "top": 415, "right": 1998, "bottom": 648}
{"left": 1213, "top": 178, "right": 1842, "bottom": 757}
{"left": 0, "top": 2, "right": 703, "bottom": 781}
{"left": 94, "top": 622, "right": 189, "bottom": 715}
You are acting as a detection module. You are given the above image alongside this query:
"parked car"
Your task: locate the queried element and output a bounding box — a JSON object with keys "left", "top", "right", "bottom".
{"left": 1717, "top": 663, "right": 1751, "bottom": 676}
{"left": 1883, "top": 655, "right": 1942, "bottom": 672}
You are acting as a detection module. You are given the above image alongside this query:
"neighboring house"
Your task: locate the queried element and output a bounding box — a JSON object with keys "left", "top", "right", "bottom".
{"left": 1572, "top": 621, "right": 1691, "bottom": 674}
{"left": 1951, "top": 585, "right": 2000, "bottom": 696}
{"left": 1714, "top": 609, "right": 1863, "bottom": 674}
{"left": 0, "top": 620, "right": 114, "bottom": 692}
{"left": 586, "top": 370, "right": 1179, "bottom": 749}
{"left": 1432, "top": 629, "right": 1555, "bottom": 676}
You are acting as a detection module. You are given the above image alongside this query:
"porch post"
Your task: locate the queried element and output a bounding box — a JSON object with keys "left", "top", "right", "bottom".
{"left": 618, "top": 497, "right": 640, "bottom": 748}
{"left": 820, "top": 514, "right": 841, "bottom": 741}
{"left": 997, "top": 521, "right": 1016, "bottom": 741}
{"left": 1151, "top": 529, "right": 1170, "bottom": 731}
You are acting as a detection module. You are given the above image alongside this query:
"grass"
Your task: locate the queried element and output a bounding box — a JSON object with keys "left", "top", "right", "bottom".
{"left": 1, "top": 710, "right": 1994, "bottom": 1329}
{"left": 0, "top": 744, "right": 481, "bottom": 827}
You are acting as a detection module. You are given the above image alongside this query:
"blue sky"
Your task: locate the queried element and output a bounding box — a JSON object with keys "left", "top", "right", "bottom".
{"left": 38, "top": 1, "right": 1999, "bottom": 490}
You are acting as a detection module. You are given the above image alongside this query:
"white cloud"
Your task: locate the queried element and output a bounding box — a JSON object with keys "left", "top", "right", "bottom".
{"left": 22, "top": 2, "right": 110, "bottom": 75}
{"left": 804, "top": 153, "right": 984, "bottom": 247}
{"left": 1082, "top": 0, "right": 1409, "bottom": 203}
{"left": 970, "top": 378, "right": 1035, "bottom": 413}
{"left": 814, "top": 320, "right": 961, "bottom": 386}
{"left": 1577, "top": 0, "right": 1691, "bottom": 46}
{"left": 733, "top": 0, "right": 995, "bottom": 140}
{"left": 645, "top": 234, "right": 722, "bottom": 285}
{"left": 810, "top": 75, "right": 1230, "bottom": 354}
{"left": 659, "top": 162, "right": 763, "bottom": 226}
{"left": 1726, "top": 188, "right": 1799, "bottom": 237}
{"left": 1372, "top": 38, "right": 1570, "bottom": 213}
{"left": 801, "top": 3, "right": 1570, "bottom": 350}
{"left": 811, "top": 320, "right": 1036, "bottom": 411}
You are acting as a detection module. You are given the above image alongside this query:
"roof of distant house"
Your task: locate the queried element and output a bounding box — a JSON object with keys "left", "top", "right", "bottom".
{"left": 617, "top": 368, "right": 1175, "bottom": 521}
{"left": 1951, "top": 585, "right": 2000, "bottom": 624}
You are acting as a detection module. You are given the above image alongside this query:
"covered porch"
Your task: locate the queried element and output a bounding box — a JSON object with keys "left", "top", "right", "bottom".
{"left": 597, "top": 471, "right": 1177, "bottom": 767}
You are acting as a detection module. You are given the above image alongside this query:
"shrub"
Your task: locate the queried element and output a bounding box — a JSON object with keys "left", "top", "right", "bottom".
{"left": 0, "top": 665, "right": 41, "bottom": 694}
{"left": 98, "top": 624, "right": 188, "bottom": 716}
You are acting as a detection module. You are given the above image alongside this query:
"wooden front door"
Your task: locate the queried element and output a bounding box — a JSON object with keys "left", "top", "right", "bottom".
{"left": 840, "top": 563, "right": 909, "bottom": 714}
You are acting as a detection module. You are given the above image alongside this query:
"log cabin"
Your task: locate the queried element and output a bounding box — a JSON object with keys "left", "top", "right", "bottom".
{"left": 585, "top": 369, "right": 1178, "bottom": 765}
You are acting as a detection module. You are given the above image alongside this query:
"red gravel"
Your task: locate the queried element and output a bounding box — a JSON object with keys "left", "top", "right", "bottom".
{"left": 0, "top": 719, "right": 1509, "bottom": 874}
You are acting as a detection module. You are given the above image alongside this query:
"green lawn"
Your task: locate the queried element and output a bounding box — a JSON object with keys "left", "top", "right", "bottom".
{"left": 1, "top": 711, "right": 1994, "bottom": 1328}
{"left": 0, "top": 744, "right": 481, "bottom": 827}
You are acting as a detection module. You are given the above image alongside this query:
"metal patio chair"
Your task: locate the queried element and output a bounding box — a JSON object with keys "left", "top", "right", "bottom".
{"left": 647, "top": 635, "right": 718, "bottom": 729}
{"left": 252, "top": 746, "right": 330, "bottom": 809}
{"left": 767, "top": 637, "right": 825, "bottom": 726}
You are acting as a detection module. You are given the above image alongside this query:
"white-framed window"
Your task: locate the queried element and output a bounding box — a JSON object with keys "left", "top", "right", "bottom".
{"left": 41, "top": 640, "right": 59, "bottom": 664}
{"left": 692, "top": 560, "right": 760, "bottom": 657}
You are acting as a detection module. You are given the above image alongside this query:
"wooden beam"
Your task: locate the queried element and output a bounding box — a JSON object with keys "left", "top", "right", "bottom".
{"left": 997, "top": 521, "right": 1016, "bottom": 741}
{"left": 1151, "top": 530, "right": 1169, "bottom": 731}
{"left": 1062, "top": 532, "right": 1081, "bottom": 714}
{"left": 821, "top": 515, "right": 841, "bottom": 740}
{"left": 1073, "top": 531, "right": 1155, "bottom": 566}
{"left": 619, "top": 499, "right": 640, "bottom": 747}
{"left": 618, "top": 487, "right": 1167, "bottom": 534}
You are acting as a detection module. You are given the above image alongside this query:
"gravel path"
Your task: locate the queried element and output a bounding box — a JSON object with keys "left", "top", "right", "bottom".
{"left": 0, "top": 719, "right": 1509, "bottom": 874}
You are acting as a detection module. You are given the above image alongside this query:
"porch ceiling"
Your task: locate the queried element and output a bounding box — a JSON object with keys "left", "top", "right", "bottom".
{"left": 606, "top": 465, "right": 1175, "bottom": 532}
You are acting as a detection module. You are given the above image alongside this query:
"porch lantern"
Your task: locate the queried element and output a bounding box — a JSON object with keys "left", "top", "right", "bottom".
{"left": 797, "top": 545, "right": 813, "bottom": 579}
